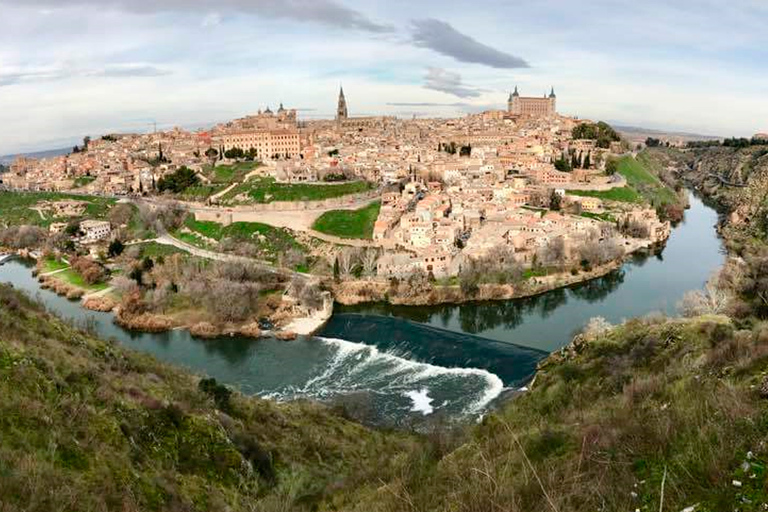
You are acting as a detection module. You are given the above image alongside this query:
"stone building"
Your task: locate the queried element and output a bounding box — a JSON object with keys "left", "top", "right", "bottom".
{"left": 508, "top": 86, "right": 557, "bottom": 117}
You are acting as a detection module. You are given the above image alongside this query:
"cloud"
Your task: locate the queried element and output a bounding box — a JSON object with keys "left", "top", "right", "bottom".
{"left": 422, "top": 67, "right": 482, "bottom": 98}
{"left": 387, "top": 102, "right": 468, "bottom": 107}
{"left": 411, "top": 19, "right": 529, "bottom": 68}
{"left": 201, "top": 12, "right": 223, "bottom": 28}
{"left": 93, "top": 64, "right": 171, "bottom": 78}
{"left": 0, "top": 63, "right": 171, "bottom": 86}
{"left": 11, "top": 0, "right": 392, "bottom": 33}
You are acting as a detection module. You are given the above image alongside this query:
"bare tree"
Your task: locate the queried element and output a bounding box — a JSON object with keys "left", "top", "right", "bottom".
{"left": 679, "top": 271, "right": 731, "bottom": 317}
{"left": 361, "top": 248, "right": 380, "bottom": 276}
{"left": 540, "top": 237, "right": 566, "bottom": 268}
{"left": 338, "top": 248, "right": 359, "bottom": 277}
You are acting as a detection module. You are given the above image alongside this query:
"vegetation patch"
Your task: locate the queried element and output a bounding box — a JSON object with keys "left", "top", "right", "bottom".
{"left": 180, "top": 216, "right": 307, "bottom": 263}
{"left": 0, "top": 191, "right": 114, "bottom": 228}
{"left": 224, "top": 177, "right": 373, "bottom": 204}
{"left": 569, "top": 186, "right": 643, "bottom": 203}
{"left": 312, "top": 201, "right": 381, "bottom": 239}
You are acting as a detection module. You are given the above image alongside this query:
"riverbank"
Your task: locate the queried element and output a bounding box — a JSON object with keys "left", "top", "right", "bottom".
{"left": 17, "top": 251, "right": 334, "bottom": 340}
{"left": 333, "top": 240, "right": 659, "bottom": 307}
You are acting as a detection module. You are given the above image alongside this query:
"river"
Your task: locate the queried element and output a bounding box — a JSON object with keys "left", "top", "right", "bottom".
{"left": 0, "top": 192, "right": 724, "bottom": 427}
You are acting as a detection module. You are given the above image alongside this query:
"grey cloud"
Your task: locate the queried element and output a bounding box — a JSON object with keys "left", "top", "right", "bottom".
{"left": 411, "top": 19, "right": 529, "bottom": 68}
{"left": 423, "top": 67, "right": 482, "bottom": 98}
{"left": 0, "top": 64, "right": 171, "bottom": 87}
{"left": 13, "top": 0, "right": 392, "bottom": 33}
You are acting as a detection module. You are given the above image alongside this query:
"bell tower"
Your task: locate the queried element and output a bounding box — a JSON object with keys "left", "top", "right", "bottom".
{"left": 336, "top": 86, "right": 348, "bottom": 121}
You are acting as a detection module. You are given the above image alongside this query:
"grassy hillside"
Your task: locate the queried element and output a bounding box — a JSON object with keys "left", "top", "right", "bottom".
{"left": 0, "top": 284, "right": 422, "bottom": 512}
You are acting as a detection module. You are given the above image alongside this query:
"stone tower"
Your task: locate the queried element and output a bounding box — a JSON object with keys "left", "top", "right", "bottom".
{"left": 549, "top": 86, "right": 557, "bottom": 113}
{"left": 508, "top": 85, "right": 520, "bottom": 113}
{"left": 337, "top": 86, "right": 348, "bottom": 121}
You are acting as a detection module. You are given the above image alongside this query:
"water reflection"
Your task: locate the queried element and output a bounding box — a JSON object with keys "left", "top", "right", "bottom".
{"left": 329, "top": 192, "right": 725, "bottom": 353}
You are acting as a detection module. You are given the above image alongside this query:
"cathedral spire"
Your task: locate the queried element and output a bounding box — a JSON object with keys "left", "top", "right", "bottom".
{"left": 337, "top": 85, "right": 348, "bottom": 121}
{"left": 549, "top": 87, "right": 556, "bottom": 98}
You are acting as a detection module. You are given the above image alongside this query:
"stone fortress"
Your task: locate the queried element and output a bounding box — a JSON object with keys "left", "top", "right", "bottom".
{"left": 508, "top": 86, "right": 557, "bottom": 117}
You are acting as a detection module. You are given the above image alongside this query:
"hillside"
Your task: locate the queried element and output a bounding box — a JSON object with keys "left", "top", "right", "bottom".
{"left": 0, "top": 284, "right": 423, "bottom": 512}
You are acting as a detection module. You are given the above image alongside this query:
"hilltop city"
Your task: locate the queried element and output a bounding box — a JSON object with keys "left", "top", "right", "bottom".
{"left": 1, "top": 86, "right": 677, "bottom": 300}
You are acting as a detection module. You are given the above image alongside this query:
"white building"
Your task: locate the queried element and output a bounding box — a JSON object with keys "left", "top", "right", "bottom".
{"left": 80, "top": 220, "right": 112, "bottom": 243}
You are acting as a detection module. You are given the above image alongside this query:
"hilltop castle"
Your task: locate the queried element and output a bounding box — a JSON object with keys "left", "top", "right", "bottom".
{"left": 508, "top": 86, "right": 557, "bottom": 117}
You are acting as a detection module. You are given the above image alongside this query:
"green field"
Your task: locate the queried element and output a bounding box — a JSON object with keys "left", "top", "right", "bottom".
{"left": 568, "top": 187, "right": 643, "bottom": 203}
{"left": 223, "top": 177, "right": 373, "bottom": 204}
{"left": 312, "top": 201, "right": 381, "bottom": 239}
{"left": 0, "top": 191, "right": 115, "bottom": 228}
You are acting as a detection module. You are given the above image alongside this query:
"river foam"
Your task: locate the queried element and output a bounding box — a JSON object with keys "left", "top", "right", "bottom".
{"left": 308, "top": 337, "right": 505, "bottom": 416}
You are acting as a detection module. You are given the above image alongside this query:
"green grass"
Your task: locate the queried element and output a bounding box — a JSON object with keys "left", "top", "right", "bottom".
{"left": 41, "top": 257, "right": 70, "bottom": 273}
{"left": 180, "top": 216, "right": 307, "bottom": 263}
{"left": 139, "top": 242, "right": 187, "bottom": 259}
{"left": 0, "top": 191, "right": 114, "bottom": 228}
{"left": 224, "top": 177, "right": 373, "bottom": 204}
{"left": 617, "top": 154, "right": 678, "bottom": 206}
{"left": 0, "top": 284, "right": 420, "bottom": 512}
{"left": 580, "top": 211, "right": 616, "bottom": 222}
{"left": 56, "top": 268, "right": 109, "bottom": 291}
{"left": 312, "top": 201, "right": 381, "bottom": 239}
{"left": 568, "top": 154, "right": 679, "bottom": 209}
{"left": 181, "top": 184, "right": 226, "bottom": 199}
{"left": 209, "top": 162, "right": 260, "bottom": 184}
{"left": 568, "top": 186, "right": 643, "bottom": 203}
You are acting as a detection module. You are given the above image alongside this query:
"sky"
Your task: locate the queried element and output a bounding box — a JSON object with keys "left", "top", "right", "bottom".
{"left": 1, "top": 0, "right": 767, "bottom": 155}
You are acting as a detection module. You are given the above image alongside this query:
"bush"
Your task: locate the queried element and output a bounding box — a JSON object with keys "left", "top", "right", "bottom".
{"left": 198, "top": 378, "right": 233, "bottom": 413}
{"left": 107, "top": 239, "right": 125, "bottom": 257}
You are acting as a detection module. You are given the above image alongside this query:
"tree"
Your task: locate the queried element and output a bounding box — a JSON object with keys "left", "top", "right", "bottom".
{"left": 65, "top": 222, "right": 81, "bottom": 237}
{"left": 583, "top": 152, "right": 591, "bottom": 169}
{"left": 129, "top": 266, "right": 144, "bottom": 286}
{"left": 337, "top": 248, "right": 358, "bottom": 277}
{"left": 572, "top": 121, "right": 620, "bottom": 149}
{"left": 156, "top": 166, "right": 200, "bottom": 194}
{"left": 108, "top": 239, "right": 125, "bottom": 258}
{"left": 361, "top": 248, "right": 380, "bottom": 276}
{"left": 108, "top": 203, "right": 134, "bottom": 227}
{"left": 141, "top": 256, "right": 154, "bottom": 272}
{"left": 333, "top": 257, "right": 340, "bottom": 281}
{"left": 554, "top": 152, "right": 572, "bottom": 172}
{"left": 549, "top": 190, "right": 562, "bottom": 211}
{"left": 605, "top": 157, "right": 619, "bottom": 176}
{"left": 645, "top": 137, "right": 662, "bottom": 147}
